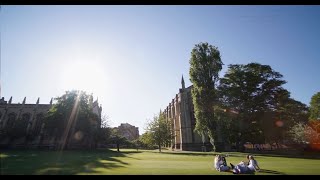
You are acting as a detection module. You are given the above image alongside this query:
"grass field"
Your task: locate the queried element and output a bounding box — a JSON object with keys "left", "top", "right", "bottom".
{"left": 1, "top": 149, "right": 320, "bottom": 175}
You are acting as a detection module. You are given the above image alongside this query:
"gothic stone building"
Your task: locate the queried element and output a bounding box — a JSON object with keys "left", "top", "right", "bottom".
{"left": 0, "top": 95, "right": 102, "bottom": 149}
{"left": 163, "top": 76, "right": 212, "bottom": 151}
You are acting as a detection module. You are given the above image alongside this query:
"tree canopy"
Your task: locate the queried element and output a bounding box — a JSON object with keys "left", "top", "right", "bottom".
{"left": 189, "top": 42, "right": 223, "bottom": 151}
{"left": 44, "top": 90, "right": 101, "bottom": 150}
{"left": 145, "top": 112, "right": 172, "bottom": 152}
{"left": 309, "top": 92, "right": 320, "bottom": 121}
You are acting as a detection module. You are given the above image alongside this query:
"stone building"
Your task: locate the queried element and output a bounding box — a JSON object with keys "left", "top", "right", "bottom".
{"left": 0, "top": 95, "right": 102, "bottom": 149}
{"left": 163, "top": 76, "right": 212, "bottom": 151}
{"left": 115, "top": 123, "right": 139, "bottom": 141}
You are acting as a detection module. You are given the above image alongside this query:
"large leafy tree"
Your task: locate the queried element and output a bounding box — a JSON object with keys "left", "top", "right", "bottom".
{"left": 189, "top": 42, "right": 223, "bottom": 151}
{"left": 309, "top": 92, "right": 320, "bottom": 121}
{"left": 218, "top": 63, "right": 287, "bottom": 150}
{"left": 109, "top": 128, "right": 128, "bottom": 152}
{"left": 44, "top": 90, "right": 100, "bottom": 150}
{"left": 146, "top": 112, "right": 172, "bottom": 152}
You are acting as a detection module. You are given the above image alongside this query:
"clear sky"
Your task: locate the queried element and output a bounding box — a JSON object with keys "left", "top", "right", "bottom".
{"left": 1, "top": 5, "right": 320, "bottom": 134}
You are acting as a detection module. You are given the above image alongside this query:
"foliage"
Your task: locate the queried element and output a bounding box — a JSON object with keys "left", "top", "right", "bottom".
{"left": 139, "top": 132, "right": 156, "bottom": 149}
{"left": 218, "top": 63, "right": 288, "bottom": 149}
{"left": 44, "top": 90, "right": 101, "bottom": 150}
{"left": 307, "top": 121, "right": 320, "bottom": 150}
{"left": 131, "top": 139, "right": 143, "bottom": 150}
{"left": 309, "top": 92, "right": 320, "bottom": 121}
{"left": 288, "top": 122, "right": 319, "bottom": 145}
{"left": 109, "top": 128, "right": 129, "bottom": 152}
{"left": 93, "top": 115, "right": 111, "bottom": 146}
{"left": 212, "top": 106, "right": 238, "bottom": 145}
{"left": 189, "top": 42, "right": 223, "bottom": 151}
{"left": 145, "top": 112, "right": 173, "bottom": 152}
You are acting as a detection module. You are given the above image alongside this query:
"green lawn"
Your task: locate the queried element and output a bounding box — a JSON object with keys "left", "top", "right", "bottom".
{"left": 1, "top": 149, "right": 320, "bottom": 175}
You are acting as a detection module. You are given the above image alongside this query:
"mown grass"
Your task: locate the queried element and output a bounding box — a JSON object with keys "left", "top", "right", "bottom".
{"left": 0, "top": 149, "right": 320, "bottom": 175}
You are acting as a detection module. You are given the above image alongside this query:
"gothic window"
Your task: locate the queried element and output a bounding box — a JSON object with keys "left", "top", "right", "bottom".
{"left": 34, "top": 113, "right": 44, "bottom": 135}
{"left": 7, "top": 113, "right": 17, "bottom": 128}
{"left": 21, "top": 113, "right": 31, "bottom": 130}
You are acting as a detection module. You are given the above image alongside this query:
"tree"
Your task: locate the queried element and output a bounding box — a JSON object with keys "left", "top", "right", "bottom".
{"left": 109, "top": 128, "right": 128, "bottom": 152}
{"left": 218, "top": 63, "right": 287, "bottom": 150}
{"left": 139, "top": 132, "right": 155, "bottom": 149}
{"left": 288, "top": 122, "right": 319, "bottom": 147}
{"left": 132, "top": 139, "right": 143, "bottom": 151}
{"left": 44, "top": 90, "right": 100, "bottom": 150}
{"left": 275, "top": 94, "right": 309, "bottom": 143}
{"left": 146, "top": 112, "right": 172, "bottom": 152}
{"left": 309, "top": 92, "right": 320, "bottom": 121}
{"left": 93, "top": 115, "right": 111, "bottom": 148}
{"left": 308, "top": 121, "right": 320, "bottom": 150}
{"left": 189, "top": 42, "right": 223, "bottom": 151}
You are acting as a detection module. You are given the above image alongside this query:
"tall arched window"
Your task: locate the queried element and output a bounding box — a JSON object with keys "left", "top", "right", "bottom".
{"left": 34, "top": 113, "right": 44, "bottom": 135}
{"left": 20, "top": 113, "right": 31, "bottom": 131}
{"left": 0, "top": 112, "right": 3, "bottom": 127}
{"left": 7, "top": 113, "right": 17, "bottom": 128}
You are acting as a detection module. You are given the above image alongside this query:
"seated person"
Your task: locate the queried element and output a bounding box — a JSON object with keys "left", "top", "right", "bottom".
{"left": 214, "top": 155, "right": 230, "bottom": 172}
{"left": 247, "top": 155, "right": 260, "bottom": 172}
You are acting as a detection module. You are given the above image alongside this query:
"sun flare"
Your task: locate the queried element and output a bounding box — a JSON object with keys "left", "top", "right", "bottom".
{"left": 59, "top": 60, "right": 105, "bottom": 95}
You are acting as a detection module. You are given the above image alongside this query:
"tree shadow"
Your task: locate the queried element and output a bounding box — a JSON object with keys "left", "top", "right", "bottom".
{"left": 258, "top": 169, "right": 286, "bottom": 175}
{"left": 0, "top": 149, "right": 139, "bottom": 175}
{"left": 159, "top": 151, "right": 215, "bottom": 156}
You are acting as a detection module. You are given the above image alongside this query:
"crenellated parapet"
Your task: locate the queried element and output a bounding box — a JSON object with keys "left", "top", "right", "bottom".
{"left": 0, "top": 97, "right": 53, "bottom": 133}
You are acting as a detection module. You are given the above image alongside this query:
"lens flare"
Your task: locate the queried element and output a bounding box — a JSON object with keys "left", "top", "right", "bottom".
{"left": 275, "top": 120, "right": 284, "bottom": 127}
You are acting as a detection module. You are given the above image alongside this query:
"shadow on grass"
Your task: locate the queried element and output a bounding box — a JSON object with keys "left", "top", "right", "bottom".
{"left": 158, "top": 151, "right": 215, "bottom": 156}
{"left": 143, "top": 149, "right": 320, "bottom": 160}
{"left": 245, "top": 151, "right": 320, "bottom": 160}
{"left": 258, "top": 169, "right": 286, "bottom": 175}
{"left": 0, "top": 149, "right": 139, "bottom": 175}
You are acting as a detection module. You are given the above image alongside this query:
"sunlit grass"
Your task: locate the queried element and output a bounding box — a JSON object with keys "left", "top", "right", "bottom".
{"left": 0, "top": 149, "right": 320, "bottom": 175}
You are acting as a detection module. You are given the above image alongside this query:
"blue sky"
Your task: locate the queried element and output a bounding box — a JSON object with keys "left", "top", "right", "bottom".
{"left": 1, "top": 6, "right": 320, "bottom": 134}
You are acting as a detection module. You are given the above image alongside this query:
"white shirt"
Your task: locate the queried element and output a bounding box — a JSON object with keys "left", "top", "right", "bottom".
{"left": 248, "top": 159, "right": 259, "bottom": 171}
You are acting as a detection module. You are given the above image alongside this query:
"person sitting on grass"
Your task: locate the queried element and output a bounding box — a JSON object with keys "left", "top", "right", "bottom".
{"left": 247, "top": 155, "right": 260, "bottom": 172}
{"left": 214, "top": 155, "right": 230, "bottom": 172}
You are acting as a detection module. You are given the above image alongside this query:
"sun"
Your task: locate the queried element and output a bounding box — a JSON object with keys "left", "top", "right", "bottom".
{"left": 59, "top": 60, "right": 105, "bottom": 95}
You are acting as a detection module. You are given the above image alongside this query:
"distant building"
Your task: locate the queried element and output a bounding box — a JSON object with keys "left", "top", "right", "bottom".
{"left": 115, "top": 123, "right": 139, "bottom": 141}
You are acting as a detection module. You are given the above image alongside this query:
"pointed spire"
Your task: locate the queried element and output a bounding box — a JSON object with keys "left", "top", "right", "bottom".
{"left": 50, "top": 98, "right": 53, "bottom": 105}
{"left": 8, "top": 96, "right": 12, "bottom": 104}
{"left": 22, "top": 97, "right": 26, "bottom": 104}
{"left": 90, "top": 94, "right": 93, "bottom": 102}
{"left": 181, "top": 74, "right": 185, "bottom": 89}
{"left": 36, "top": 97, "right": 40, "bottom": 104}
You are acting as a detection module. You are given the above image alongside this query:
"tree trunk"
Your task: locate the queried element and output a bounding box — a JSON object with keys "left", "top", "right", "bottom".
{"left": 117, "top": 143, "right": 120, "bottom": 152}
